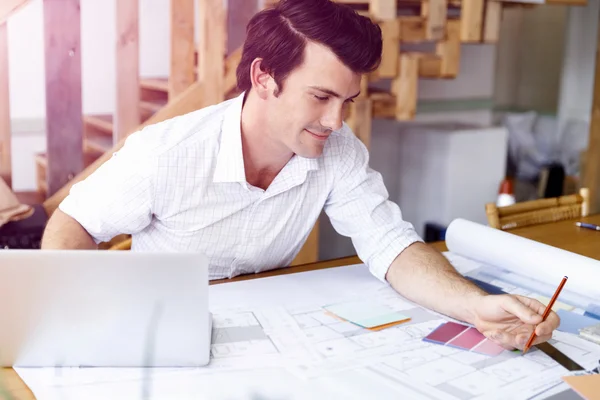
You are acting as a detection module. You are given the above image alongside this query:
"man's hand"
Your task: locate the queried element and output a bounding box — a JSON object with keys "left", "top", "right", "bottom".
{"left": 472, "top": 294, "right": 560, "bottom": 350}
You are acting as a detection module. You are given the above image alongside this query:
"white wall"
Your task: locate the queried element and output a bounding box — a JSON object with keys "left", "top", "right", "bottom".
{"left": 7, "top": 0, "right": 46, "bottom": 121}
{"left": 419, "top": 44, "right": 496, "bottom": 101}
{"left": 494, "top": 5, "right": 568, "bottom": 113}
{"left": 557, "top": 0, "right": 599, "bottom": 132}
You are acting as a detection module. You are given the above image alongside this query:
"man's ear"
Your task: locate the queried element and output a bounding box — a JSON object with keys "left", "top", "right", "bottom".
{"left": 250, "top": 58, "right": 273, "bottom": 100}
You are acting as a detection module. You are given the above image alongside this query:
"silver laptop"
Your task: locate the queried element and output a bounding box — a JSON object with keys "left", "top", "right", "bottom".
{"left": 0, "top": 250, "right": 211, "bottom": 367}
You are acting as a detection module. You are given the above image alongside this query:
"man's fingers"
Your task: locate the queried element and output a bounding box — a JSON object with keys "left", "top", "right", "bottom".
{"left": 536, "top": 316, "right": 559, "bottom": 336}
{"left": 501, "top": 296, "right": 543, "bottom": 324}
{"left": 513, "top": 331, "right": 552, "bottom": 350}
{"left": 533, "top": 334, "right": 552, "bottom": 346}
{"left": 514, "top": 295, "right": 549, "bottom": 316}
{"left": 487, "top": 330, "right": 520, "bottom": 350}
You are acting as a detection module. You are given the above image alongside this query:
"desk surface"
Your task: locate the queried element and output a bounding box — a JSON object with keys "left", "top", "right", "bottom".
{"left": 3, "top": 214, "right": 600, "bottom": 399}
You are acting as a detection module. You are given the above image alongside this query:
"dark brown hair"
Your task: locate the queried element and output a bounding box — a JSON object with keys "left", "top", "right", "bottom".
{"left": 236, "top": 0, "right": 382, "bottom": 95}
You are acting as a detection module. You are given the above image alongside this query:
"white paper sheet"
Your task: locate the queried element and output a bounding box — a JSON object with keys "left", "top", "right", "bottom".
{"left": 446, "top": 218, "right": 600, "bottom": 301}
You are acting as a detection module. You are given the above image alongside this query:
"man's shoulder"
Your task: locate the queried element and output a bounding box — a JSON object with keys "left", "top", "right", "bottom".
{"left": 124, "top": 98, "right": 235, "bottom": 157}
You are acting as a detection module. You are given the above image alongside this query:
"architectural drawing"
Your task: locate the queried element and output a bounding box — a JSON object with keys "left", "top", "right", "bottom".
{"left": 285, "top": 277, "right": 600, "bottom": 400}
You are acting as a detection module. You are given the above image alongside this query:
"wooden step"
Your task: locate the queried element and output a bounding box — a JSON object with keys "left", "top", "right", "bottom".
{"left": 35, "top": 149, "right": 106, "bottom": 195}
{"left": 84, "top": 133, "right": 113, "bottom": 153}
{"left": 35, "top": 150, "right": 105, "bottom": 171}
{"left": 140, "top": 78, "right": 169, "bottom": 93}
{"left": 84, "top": 114, "right": 113, "bottom": 135}
{"left": 140, "top": 77, "right": 169, "bottom": 103}
{"left": 369, "top": 90, "right": 395, "bottom": 119}
{"left": 15, "top": 191, "right": 46, "bottom": 205}
{"left": 140, "top": 99, "right": 168, "bottom": 121}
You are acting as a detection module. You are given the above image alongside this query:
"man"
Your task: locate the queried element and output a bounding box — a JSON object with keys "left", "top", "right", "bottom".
{"left": 42, "top": 0, "right": 559, "bottom": 351}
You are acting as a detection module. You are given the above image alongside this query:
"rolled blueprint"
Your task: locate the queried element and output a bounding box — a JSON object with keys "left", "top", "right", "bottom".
{"left": 445, "top": 218, "right": 600, "bottom": 301}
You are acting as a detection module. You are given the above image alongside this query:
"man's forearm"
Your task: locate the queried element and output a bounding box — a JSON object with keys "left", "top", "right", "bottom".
{"left": 385, "top": 242, "right": 486, "bottom": 324}
{"left": 41, "top": 209, "right": 97, "bottom": 249}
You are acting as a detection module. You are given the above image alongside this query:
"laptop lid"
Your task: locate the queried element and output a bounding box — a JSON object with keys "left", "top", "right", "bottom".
{"left": 0, "top": 250, "right": 210, "bottom": 367}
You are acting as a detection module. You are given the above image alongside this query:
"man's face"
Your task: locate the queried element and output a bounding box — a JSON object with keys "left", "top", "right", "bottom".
{"left": 262, "top": 41, "right": 362, "bottom": 159}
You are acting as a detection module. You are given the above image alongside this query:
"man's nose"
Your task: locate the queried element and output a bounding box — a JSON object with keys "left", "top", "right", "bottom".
{"left": 320, "top": 108, "right": 344, "bottom": 132}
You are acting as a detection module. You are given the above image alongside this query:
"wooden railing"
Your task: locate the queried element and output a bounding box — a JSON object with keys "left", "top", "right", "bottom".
{"left": 42, "top": 0, "right": 230, "bottom": 211}
{"left": 0, "top": 0, "right": 31, "bottom": 187}
{"left": 0, "top": 0, "right": 30, "bottom": 25}
{"left": 0, "top": 21, "right": 10, "bottom": 187}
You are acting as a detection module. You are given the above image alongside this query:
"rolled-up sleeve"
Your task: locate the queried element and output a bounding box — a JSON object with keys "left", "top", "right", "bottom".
{"left": 324, "top": 135, "right": 423, "bottom": 282}
{"left": 58, "top": 130, "right": 157, "bottom": 244}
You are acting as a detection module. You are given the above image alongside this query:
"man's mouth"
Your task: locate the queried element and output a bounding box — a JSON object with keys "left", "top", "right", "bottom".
{"left": 305, "top": 129, "right": 329, "bottom": 141}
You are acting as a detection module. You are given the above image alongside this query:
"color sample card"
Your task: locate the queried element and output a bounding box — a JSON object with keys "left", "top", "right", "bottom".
{"left": 424, "top": 321, "right": 468, "bottom": 343}
{"left": 423, "top": 321, "right": 505, "bottom": 356}
{"left": 557, "top": 310, "right": 599, "bottom": 335}
{"left": 323, "top": 300, "right": 410, "bottom": 329}
{"left": 448, "top": 327, "right": 486, "bottom": 350}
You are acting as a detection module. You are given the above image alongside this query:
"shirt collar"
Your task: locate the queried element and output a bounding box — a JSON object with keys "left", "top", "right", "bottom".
{"left": 213, "top": 92, "right": 320, "bottom": 187}
{"left": 213, "top": 93, "right": 247, "bottom": 183}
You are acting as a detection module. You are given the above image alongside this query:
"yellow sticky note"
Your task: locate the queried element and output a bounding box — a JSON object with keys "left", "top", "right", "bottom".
{"left": 534, "top": 295, "right": 574, "bottom": 312}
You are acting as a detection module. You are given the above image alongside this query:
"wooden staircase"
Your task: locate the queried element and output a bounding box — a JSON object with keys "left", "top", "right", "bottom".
{"left": 2, "top": 0, "right": 594, "bottom": 263}
{"left": 34, "top": 77, "right": 173, "bottom": 196}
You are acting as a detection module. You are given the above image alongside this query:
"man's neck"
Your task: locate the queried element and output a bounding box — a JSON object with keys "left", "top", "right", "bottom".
{"left": 240, "top": 92, "right": 294, "bottom": 189}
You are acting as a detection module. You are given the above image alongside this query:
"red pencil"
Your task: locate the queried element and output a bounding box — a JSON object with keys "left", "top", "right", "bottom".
{"left": 523, "top": 276, "right": 568, "bottom": 354}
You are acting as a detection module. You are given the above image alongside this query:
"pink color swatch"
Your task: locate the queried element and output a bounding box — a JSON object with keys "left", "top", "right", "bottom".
{"left": 423, "top": 322, "right": 506, "bottom": 357}
{"left": 471, "top": 339, "right": 505, "bottom": 356}
{"left": 423, "top": 322, "right": 469, "bottom": 344}
{"left": 447, "top": 327, "right": 486, "bottom": 350}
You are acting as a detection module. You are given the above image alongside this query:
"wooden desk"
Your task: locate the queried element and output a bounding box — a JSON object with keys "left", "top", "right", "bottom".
{"left": 3, "top": 214, "right": 600, "bottom": 398}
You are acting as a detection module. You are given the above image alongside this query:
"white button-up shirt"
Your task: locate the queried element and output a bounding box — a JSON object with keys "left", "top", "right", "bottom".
{"left": 60, "top": 93, "right": 422, "bottom": 281}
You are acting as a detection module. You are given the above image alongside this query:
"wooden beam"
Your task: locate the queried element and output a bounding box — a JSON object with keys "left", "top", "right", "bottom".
{"left": 227, "top": 0, "right": 259, "bottom": 55}
{"left": 115, "top": 0, "right": 140, "bottom": 142}
{"left": 290, "top": 225, "right": 319, "bottom": 266}
{"left": 370, "top": 0, "right": 397, "bottom": 21}
{"left": 0, "top": 24, "right": 11, "bottom": 187}
{"left": 421, "top": 0, "right": 447, "bottom": 41}
{"left": 44, "top": 81, "right": 210, "bottom": 216}
{"left": 198, "top": 0, "right": 226, "bottom": 105}
{"left": 371, "top": 91, "right": 395, "bottom": 119}
{"left": 377, "top": 19, "right": 400, "bottom": 78}
{"left": 169, "top": 0, "right": 195, "bottom": 99}
{"left": 583, "top": 8, "right": 600, "bottom": 214}
{"left": 224, "top": 47, "right": 242, "bottom": 94}
{"left": 398, "top": 16, "right": 427, "bottom": 42}
{"left": 350, "top": 98, "right": 373, "bottom": 149}
{"left": 0, "top": 368, "right": 35, "bottom": 400}
{"left": 43, "top": 0, "right": 83, "bottom": 197}
{"left": 391, "top": 53, "right": 419, "bottom": 120}
{"left": 436, "top": 19, "right": 461, "bottom": 78}
{"left": 460, "top": 0, "right": 484, "bottom": 42}
{"left": 483, "top": 0, "right": 502, "bottom": 43}
{"left": 0, "top": 0, "right": 29, "bottom": 26}
{"left": 347, "top": 77, "right": 372, "bottom": 148}
{"left": 419, "top": 54, "right": 442, "bottom": 78}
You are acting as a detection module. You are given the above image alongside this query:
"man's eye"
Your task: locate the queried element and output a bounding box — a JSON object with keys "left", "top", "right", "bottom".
{"left": 314, "top": 95, "right": 329, "bottom": 101}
